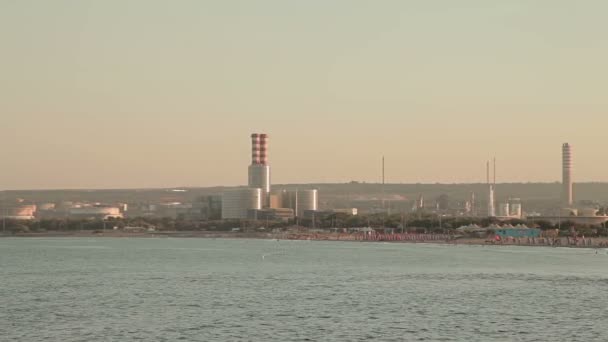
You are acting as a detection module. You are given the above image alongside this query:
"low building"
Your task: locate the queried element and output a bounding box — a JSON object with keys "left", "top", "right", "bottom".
{"left": 1, "top": 204, "right": 37, "bottom": 220}
{"left": 192, "top": 195, "right": 222, "bottom": 220}
{"left": 68, "top": 206, "right": 123, "bottom": 219}
{"left": 156, "top": 203, "right": 196, "bottom": 219}
{"left": 328, "top": 208, "right": 358, "bottom": 216}
{"left": 302, "top": 208, "right": 357, "bottom": 220}
{"left": 494, "top": 228, "right": 541, "bottom": 238}
{"left": 534, "top": 207, "right": 608, "bottom": 226}
{"left": 248, "top": 208, "right": 294, "bottom": 222}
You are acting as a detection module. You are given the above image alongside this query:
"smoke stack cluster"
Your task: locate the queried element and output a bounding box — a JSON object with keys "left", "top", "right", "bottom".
{"left": 251, "top": 133, "right": 268, "bottom": 165}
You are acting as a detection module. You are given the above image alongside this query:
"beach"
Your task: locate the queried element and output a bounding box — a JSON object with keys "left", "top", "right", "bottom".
{"left": 4, "top": 230, "right": 608, "bottom": 249}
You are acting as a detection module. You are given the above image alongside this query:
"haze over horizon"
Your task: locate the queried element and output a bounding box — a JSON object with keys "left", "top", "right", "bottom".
{"left": 2, "top": 1, "right": 607, "bottom": 190}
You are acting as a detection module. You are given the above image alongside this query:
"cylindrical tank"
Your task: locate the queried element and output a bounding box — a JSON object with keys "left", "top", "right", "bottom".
{"left": 561, "top": 208, "right": 578, "bottom": 217}
{"left": 296, "top": 190, "right": 318, "bottom": 217}
{"left": 580, "top": 208, "right": 598, "bottom": 217}
{"left": 221, "top": 188, "right": 262, "bottom": 219}
{"left": 498, "top": 203, "right": 510, "bottom": 217}
{"left": 510, "top": 203, "right": 522, "bottom": 218}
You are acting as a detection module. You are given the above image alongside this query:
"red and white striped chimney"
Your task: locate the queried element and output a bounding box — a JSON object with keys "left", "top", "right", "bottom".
{"left": 251, "top": 134, "right": 260, "bottom": 165}
{"left": 259, "top": 134, "right": 268, "bottom": 165}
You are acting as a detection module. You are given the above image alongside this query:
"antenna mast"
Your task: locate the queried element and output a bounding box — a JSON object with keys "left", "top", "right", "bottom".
{"left": 382, "top": 156, "right": 385, "bottom": 210}
{"left": 486, "top": 161, "right": 490, "bottom": 185}
{"left": 493, "top": 157, "right": 496, "bottom": 186}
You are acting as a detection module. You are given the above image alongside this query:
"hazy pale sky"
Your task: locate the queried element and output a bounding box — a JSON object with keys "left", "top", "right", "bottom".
{"left": 1, "top": 1, "right": 607, "bottom": 189}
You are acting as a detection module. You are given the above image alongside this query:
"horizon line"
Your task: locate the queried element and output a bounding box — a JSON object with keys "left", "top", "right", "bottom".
{"left": 2, "top": 181, "right": 607, "bottom": 192}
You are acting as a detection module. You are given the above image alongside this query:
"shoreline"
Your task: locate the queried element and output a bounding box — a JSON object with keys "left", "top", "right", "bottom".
{"left": 3, "top": 231, "right": 608, "bottom": 249}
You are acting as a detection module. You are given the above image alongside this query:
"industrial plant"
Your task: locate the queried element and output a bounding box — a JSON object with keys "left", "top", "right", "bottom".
{"left": 220, "top": 133, "right": 320, "bottom": 221}
{"left": 534, "top": 143, "right": 608, "bottom": 226}
{"left": 482, "top": 159, "right": 523, "bottom": 221}
{"left": 3, "top": 139, "right": 608, "bottom": 240}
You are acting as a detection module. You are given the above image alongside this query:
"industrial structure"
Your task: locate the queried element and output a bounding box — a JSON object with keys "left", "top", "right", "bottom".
{"left": 487, "top": 160, "right": 496, "bottom": 217}
{"left": 248, "top": 134, "right": 271, "bottom": 201}
{"left": 294, "top": 189, "right": 318, "bottom": 217}
{"left": 68, "top": 205, "right": 123, "bottom": 219}
{"left": 509, "top": 198, "right": 523, "bottom": 218}
{"left": 562, "top": 143, "right": 573, "bottom": 207}
{"left": 221, "top": 188, "right": 262, "bottom": 219}
{"left": 498, "top": 203, "right": 510, "bottom": 217}
{"left": 1, "top": 204, "right": 37, "bottom": 220}
{"left": 533, "top": 143, "right": 608, "bottom": 226}
{"left": 222, "top": 133, "right": 273, "bottom": 220}
{"left": 269, "top": 189, "right": 319, "bottom": 218}
{"left": 219, "top": 133, "right": 322, "bottom": 221}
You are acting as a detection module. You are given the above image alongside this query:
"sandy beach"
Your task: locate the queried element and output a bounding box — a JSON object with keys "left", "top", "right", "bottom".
{"left": 4, "top": 230, "right": 608, "bottom": 249}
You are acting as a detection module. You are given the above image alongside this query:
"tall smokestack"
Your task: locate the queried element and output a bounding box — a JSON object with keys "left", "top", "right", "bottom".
{"left": 259, "top": 134, "right": 268, "bottom": 165}
{"left": 248, "top": 133, "right": 271, "bottom": 204}
{"left": 562, "top": 143, "right": 573, "bottom": 207}
{"left": 251, "top": 134, "right": 261, "bottom": 165}
{"left": 487, "top": 160, "right": 495, "bottom": 217}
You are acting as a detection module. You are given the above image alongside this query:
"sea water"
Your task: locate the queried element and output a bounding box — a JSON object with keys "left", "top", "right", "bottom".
{"left": 1, "top": 238, "right": 607, "bottom": 341}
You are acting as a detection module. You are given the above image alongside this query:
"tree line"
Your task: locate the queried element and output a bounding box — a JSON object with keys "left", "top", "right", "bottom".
{"left": 2, "top": 213, "right": 607, "bottom": 237}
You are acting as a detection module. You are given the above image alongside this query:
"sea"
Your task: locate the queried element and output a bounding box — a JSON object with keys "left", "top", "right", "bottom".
{"left": 1, "top": 237, "right": 607, "bottom": 341}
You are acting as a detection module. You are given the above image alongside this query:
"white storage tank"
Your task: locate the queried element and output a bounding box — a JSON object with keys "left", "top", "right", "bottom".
{"left": 510, "top": 203, "right": 522, "bottom": 219}
{"left": 296, "top": 189, "right": 318, "bottom": 217}
{"left": 580, "top": 208, "right": 599, "bottom": 217}
{"left": 498, "top": 203, "right": 510, "bottom": 217}
{"left": 221, "top": 188, "right": 262, "bottom": 219}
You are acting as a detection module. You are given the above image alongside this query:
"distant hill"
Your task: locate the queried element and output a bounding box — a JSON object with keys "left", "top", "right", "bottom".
{"left": 3, "top": 183, "right": 608, "bottom": 213}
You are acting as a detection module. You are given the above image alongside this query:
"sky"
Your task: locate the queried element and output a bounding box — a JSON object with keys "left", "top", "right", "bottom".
{"left": 1, "top": 1, "right": 607, "bottom": 190}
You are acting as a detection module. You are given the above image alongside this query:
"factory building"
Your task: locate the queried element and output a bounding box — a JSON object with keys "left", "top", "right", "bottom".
{"left": 247, "top": 208, "right": 294, "bottom": 222}
{"left": 68, "top": 206, "right": 123, "bottom": 219}
{"left": 303, "top": 208, "right": 357, "bottom": 220}
{"left": 328, "top": 208, "right": 358, "bottom": 216}
{"left": 221, "top": 188, "right": 263, "bottom": 219}
{"left": 194, "top": 195, "right": 222, "bottom": 220}
{"left": 268, "top": 191, "right": 283, "bottom": 209}
{"left": 1, "top": 204, "right": 37, "bottom": 220}
{"left": 155, "top": 203, "right": 197, "bottom": 219}
{"left": 220, "top": 134, "right": 320, "bottom": 221}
